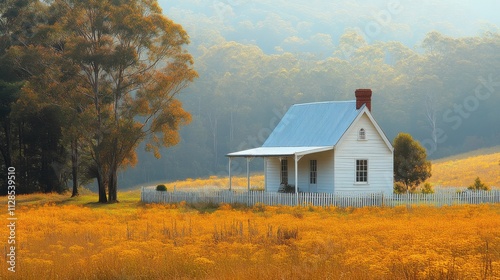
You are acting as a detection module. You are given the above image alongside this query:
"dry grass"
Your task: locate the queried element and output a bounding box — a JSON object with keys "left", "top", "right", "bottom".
{"left": 3, "top": 148, "right": 499, "bottom": 278}
{"left": 160, "top": 174, "right": 265, "bottom": 191}
{"left": 430, "top": 148, "right": 500, "bottom": 187}
{"left": 1, "top": 193, "right": 500, "bottom": 279}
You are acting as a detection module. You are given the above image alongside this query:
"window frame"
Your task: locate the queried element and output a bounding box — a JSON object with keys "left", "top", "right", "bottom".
{"left": 358, "top": 128, "right": 367, "bottom": 140}
{"left": 281, "top": 159, "right": 288, "bottom": 184}
{"left": 355, "top": 159, "right": 368, "bottom": 184}
{"left": 310, "top": 159, "right": 317, "bottom": 184}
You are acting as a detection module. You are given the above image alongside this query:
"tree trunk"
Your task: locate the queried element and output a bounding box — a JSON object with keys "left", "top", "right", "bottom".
{"left": 97, "top": 164, "right": 107, "bottom": 203}
{"left": 1, "top": 120, "right": 12, "bottom": 167}
{"left": 107, "top": 138, "right": 119, "bottom": 203}
{"left": 41, "top": 142, "right": 51, "bottom": 193}
{"left": 108, "top": 165, "right": 118, "bottom": 203}
{"left": 71, "top": 138, "right": 79, "bottom": 197}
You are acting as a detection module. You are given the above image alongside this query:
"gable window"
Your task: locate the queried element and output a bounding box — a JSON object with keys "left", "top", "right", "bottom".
{"left": 356, "top": 159, "right": 368, "bottom": 183}
{"left": 358, "top": 128, "right": 366, "bottom": 140}
{"left": 281, "top": 159, "right": 288, "bottom": 184}
{"left": 310, "top": 160, "right": 317, "bottom": 184}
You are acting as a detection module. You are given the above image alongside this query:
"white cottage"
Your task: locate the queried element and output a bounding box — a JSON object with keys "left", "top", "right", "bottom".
{"left": 227, "top": 89, "right": 394, "bottom": 194}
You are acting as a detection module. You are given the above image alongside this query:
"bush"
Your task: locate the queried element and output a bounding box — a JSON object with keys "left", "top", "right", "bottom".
{"left": 468, "top": 177, "right": 490, "bottom": 191}
{"left": 420, "top": 182, "right": 435, "bottom": 194}
{"left": 278, "top": 183, "right": 296, "bottom": 193}
{"left": 156, "top": 184, "right": 167, "bottom": 191}
{"left": 393, "top": 181, "right": 407, "bottom": 194}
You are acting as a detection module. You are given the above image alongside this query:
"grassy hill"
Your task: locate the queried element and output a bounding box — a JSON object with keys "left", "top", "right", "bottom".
{"left": 430, "top": 146, "right": 500, "bottom": 187}
{"left": 153, "top": 146, "right": 500, "bottom": 190}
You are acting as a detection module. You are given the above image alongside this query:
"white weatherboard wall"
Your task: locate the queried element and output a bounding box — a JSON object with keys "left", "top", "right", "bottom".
{"left": 265, "top": 150, "right": 335, "bottom": 193}
{"left": 334, "top": 113, "right": 393, "bottom": 194}
{"left": 266, "top": 157, "right": 296, "bottom": 192}
{"left": 296, "top": 150, "right": 334, "bottom": 193}
{"left": 266, "top": 158, "right": 281, "bottom": 192}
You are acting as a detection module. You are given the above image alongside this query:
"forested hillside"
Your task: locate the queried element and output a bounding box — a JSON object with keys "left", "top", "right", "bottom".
{"left": 2, "top": 1, "right": 497, "bottom": 190}
{"left": 120, "top": 1, "right": 499, "bottom": 187}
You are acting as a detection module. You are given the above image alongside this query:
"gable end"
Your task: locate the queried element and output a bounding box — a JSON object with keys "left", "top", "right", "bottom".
{"left": 335, "top": 106, "right": 393, "bottom": 152}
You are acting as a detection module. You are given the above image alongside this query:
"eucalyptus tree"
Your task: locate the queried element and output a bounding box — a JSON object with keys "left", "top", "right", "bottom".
{"left": 55, "top": 0, "right": 197, "bottom": 202}
{"left": 11, "top": 0, "right": 196, "bottom": 202}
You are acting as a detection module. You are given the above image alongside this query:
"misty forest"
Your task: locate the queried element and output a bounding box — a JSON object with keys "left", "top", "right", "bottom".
{"left": 1, "top": 0, "right": 499, "bottom": 193}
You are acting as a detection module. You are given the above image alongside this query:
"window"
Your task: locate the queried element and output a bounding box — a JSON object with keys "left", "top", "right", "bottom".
{"left": 310, "top": 160, "right": 317, "bottom": 184}
{"left": 356, "top": 160, "right": 368, "bottom": 183}
{"left": 281, "top": 159, "right": 288, "bottom": 184}
{"left": 358, "top": 128, "right": 366, "bottom": 140}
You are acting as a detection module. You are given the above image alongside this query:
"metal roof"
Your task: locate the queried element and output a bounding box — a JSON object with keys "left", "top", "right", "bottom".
{"left": 262, "top": 101, "right": 361, "bottom": 147}
{"left": 227, "top": 146, "right": 333, "bottom": 158}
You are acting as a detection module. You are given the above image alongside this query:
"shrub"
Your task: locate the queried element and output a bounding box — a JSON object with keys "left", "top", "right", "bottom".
{"left": 393, "top": 181, "right": 407, "bottom": 194}
{"left": 421, "top": 182, "right": 435, "bottom": 194}
{"left": 278, "top": 183, "right": 296, "bottom": 193}
{"left": 156, "top": 184, "right": 167, "bottom": 191}
{"left": 468, "top": 177, "right": 490, "bottom": 191}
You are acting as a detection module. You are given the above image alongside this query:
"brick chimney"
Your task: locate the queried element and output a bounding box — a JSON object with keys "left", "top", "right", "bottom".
{"left": 355, "top": 89, "right": 372, "bottom": 111}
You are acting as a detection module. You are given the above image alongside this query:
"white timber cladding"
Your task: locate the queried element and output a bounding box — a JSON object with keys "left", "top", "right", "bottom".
{"left": 334, "top": 113, "right": 393, "bottom": 194}
{"left": 265, "top": 150, "right": 335, "bottom": 193}
{"left": 266, "top": 158, "right": 281, "bottom": 192}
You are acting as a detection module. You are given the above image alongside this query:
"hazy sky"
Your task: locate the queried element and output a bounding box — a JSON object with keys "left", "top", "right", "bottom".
{"left": 159, "top": 0, "right": 500, "bottom": 54}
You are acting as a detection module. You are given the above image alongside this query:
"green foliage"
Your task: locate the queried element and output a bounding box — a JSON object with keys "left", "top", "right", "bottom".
{"left": 394, "top": 133, "right": 432, "bottom": 192}
{"left": 421, "top": 183, "right": 435, "bottom": 194}
{"left": 394, "top": 181, "right": 434, "bottom": 194}
{"left": 393, "top": 182, "right": 407, "bottom": 194}
{"left": 468, "top": 177, "right": 490, "bottom": 191}
{"left": 156, "top": 184, "right": 167, "bottom": 192}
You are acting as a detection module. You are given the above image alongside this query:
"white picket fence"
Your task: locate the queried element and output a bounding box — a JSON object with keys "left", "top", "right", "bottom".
{"left": 141, "top": 188, "right": 500, "bottom": 208}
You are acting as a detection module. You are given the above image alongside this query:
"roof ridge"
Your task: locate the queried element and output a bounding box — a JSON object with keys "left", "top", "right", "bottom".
{"left": 293, "top": 100, "right": 355, "bottom": 106}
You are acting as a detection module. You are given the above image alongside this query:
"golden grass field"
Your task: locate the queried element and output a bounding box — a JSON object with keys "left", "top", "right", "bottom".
{"left": 430, "top": 147, "right": 500, "bottom": 187}
{"left": 1, "top": 191, "right": 500, "bottom": 279}
{"left": 1, "top": 147, "right": 499, "bottom": 279}
{"left": 162, "top": 175, "right": 265, "bottom": 191}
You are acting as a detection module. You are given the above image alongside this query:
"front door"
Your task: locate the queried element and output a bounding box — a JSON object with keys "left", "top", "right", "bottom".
{"left": 309, "top": 160, "right": 317, "bottom": 192}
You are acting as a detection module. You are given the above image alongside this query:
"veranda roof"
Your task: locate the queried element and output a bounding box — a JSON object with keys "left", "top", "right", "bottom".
{"left": 226, "top": 146, "right": 333, "bottom": 158}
